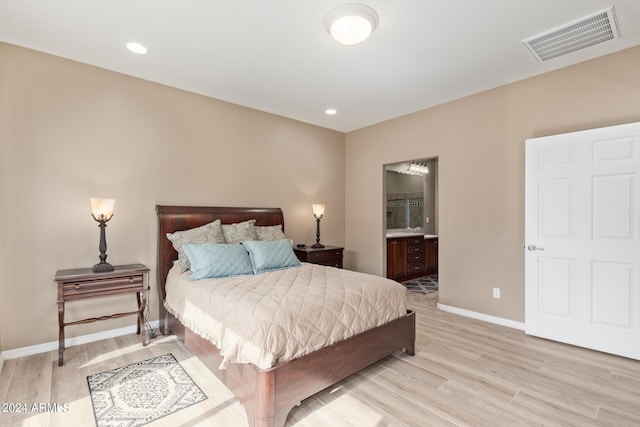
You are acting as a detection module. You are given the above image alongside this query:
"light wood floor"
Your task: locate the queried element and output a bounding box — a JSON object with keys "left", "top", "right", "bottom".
{"left": 1, "top": 292, "right": 639, "bottom": 426}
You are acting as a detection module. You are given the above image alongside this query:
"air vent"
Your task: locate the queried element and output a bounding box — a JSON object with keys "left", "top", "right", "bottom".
{"left": 523, "top": 7, "right": 620, "bottom": 63}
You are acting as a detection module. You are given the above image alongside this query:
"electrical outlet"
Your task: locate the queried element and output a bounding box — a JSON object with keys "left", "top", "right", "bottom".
{"left": 492, "top": 288, "right": 501, "bottom": 299}
{"left": 425, "top": 217, "right": 430, "bottom": 223}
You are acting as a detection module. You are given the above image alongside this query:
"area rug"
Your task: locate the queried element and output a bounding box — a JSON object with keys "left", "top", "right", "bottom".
{"left": 87, "top": 353, "right": 207, "bottom": 427}
{"left": 403, "top": 274, "right": 438, "bottom": 294}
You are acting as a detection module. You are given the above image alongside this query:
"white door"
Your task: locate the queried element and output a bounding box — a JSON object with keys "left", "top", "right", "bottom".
{"left": 525, "top": 121, "right": 640, "bottom": 360}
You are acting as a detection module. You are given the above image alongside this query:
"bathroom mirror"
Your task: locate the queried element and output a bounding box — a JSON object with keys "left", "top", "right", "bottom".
{"left": 385, "top": 158, "right": 438, "bottom": 233}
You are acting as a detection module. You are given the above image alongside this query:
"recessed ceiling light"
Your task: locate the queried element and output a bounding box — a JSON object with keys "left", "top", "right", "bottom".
{"left": 325, "top": 108, "right": 338, "bottom": 115}
{"left": 325, "top": 4, "right": 379, "bottom": 46}
{"left": 126, "top": 42, "right": 147, "bottom": 54}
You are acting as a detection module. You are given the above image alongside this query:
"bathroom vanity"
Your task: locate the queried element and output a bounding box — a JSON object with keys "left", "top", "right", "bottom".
{"left": 386, "top": 232, "right": 438, "bottom": 281}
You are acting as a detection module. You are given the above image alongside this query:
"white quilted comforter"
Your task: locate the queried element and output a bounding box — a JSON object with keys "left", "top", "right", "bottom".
{"left": 164, "top": 262, "right": 407, "bottom": 370}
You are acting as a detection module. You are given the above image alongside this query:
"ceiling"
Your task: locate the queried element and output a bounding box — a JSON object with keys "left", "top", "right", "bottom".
{"left": 1, "top": 1, "right": 640, "bottom": 132}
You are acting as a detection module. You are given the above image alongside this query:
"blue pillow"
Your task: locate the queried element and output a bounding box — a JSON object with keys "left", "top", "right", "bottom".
{"left": 242, "top": 239, "right": 301, "bottom": 274}
{"left": 182, "top": 243, "right": 254, "bottom": 280}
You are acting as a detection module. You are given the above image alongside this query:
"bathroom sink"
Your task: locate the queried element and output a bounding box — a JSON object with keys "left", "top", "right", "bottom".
{"left": 386, "top": 231, "right": 438, "bottom": 238}
{"left": 386, "top": 231, "right": 425, "bottom": 238}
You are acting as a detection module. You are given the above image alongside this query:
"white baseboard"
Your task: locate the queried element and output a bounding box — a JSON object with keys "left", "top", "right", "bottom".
{"left": 437, "top": 303, "right": 525, "bottom": 330}
{"left": 1, "top": 321, "right": 160, "bottom": 361}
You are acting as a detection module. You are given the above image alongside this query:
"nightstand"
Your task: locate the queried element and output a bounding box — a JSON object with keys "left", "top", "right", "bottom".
{"left": 53, "top": 263, "right": 149, "bottom": 366}
{"left": 294, "top": 246, "right": 344, "bottom": 269}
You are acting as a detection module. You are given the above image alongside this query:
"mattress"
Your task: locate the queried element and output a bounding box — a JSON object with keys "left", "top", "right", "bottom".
{"left": 164, "top": 262, "right": 408, "bottom": 369}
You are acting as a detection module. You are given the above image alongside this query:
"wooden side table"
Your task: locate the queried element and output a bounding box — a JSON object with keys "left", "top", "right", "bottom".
{"left": 53, "top": 263, "right": 149, "bottom": 366}
{"left": 294, "top": 246, "right": 344, "bottom": 269}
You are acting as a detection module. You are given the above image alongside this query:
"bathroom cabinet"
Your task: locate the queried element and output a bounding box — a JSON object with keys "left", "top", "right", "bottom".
{"left": 424, "top": 237, "right": 438, "bottom": 276}
{"left": 387, "top": 235, "right": 438, "bottom": 281}
{"left": 386, "top": 237, "right": 408, "bottom": 280}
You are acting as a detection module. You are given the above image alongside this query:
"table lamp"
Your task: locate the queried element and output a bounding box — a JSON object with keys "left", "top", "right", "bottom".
{"left": 90, "top": 198, "right": 116, "bottom": 272}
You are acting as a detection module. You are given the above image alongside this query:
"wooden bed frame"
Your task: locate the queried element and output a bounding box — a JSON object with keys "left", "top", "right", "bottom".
{"left": 156, "top": 205, "right": 415, "bottom": 427}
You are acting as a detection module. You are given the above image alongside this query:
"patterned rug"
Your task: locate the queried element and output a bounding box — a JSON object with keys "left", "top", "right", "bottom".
{"left": 87, "top": 353, "right": 207, "bottom": 427}
{"left": 403, "top": 274, "right": 438, "bottom": 294}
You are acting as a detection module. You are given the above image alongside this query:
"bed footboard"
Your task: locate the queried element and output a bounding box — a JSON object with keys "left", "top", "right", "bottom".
{"left": 171, "top": 310, "right": 415, "bottom": 427}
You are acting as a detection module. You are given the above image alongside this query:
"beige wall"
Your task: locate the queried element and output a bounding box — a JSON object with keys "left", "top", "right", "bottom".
{"left": 345, "top": 45, "right": 640, "bottom": 322}
{"left": 0, "top": 43, "right": 345, "bottom": 351}
{"left": 2, "top": 41, "right": 639, "bottom": 352}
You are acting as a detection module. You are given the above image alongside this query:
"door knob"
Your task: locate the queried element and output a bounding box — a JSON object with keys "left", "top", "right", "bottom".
{"left": 527, "top": 244, "right": 544, "bottom": 251}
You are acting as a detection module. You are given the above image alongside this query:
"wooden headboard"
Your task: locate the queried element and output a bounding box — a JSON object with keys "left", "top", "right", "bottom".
{"left": 155, "top": 205, "right": 284, "bottom": 326}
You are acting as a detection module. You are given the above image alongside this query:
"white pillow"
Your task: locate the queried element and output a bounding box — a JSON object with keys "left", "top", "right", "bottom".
{"left": 166, "top": 220, "right": 225, "bottom": 271}
{"left": 222, "top": 219, "right": 258, "bottom": 244}
{"left": 256, "top": 224, "right": 286, "bottom": 241}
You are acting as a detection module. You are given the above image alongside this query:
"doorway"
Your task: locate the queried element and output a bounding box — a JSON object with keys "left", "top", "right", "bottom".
{"left": 384, "top": 158, "right": 439, "bottom": 292}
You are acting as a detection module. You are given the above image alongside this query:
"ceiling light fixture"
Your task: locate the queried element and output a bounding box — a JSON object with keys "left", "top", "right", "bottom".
{"left": 126, "top": 42, "right": 147, "bottom": 54}
{"left": 325, "top": 108, "right": 337, "bottom": 115}
{"left": 409, "top": 161, "right": 429, "bottom": 175}
{"left": 325, "top": 4, "right": 379, "bottom": 46}
{"left": 386, "top": 161, "right": 430, "bottom": 176}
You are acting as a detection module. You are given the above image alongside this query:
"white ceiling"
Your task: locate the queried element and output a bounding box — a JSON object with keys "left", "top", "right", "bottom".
{"left": 1, "top": 1, "right": 640, "bottom": 132}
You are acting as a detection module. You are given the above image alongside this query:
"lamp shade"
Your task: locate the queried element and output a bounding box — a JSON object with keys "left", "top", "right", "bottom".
{"left": 90, "top": 198, "right": 116, "bottom": 220}
{"left": 325, "top": 4, "right": 379, "bottom": 45}
{"left": 312, "top": 204, "right": 325, "bottom": 218}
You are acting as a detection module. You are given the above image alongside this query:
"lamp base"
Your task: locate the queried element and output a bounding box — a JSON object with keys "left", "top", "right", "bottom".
{"left": 311, "top": 243, "right": 325, "bottom": 249}
{"left": 92, "top": 262, "right": 114, "bottom": 273}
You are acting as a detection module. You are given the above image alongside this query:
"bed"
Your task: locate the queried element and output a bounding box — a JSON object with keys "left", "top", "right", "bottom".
{"left": 156, "top": 205, "right": 415, "bottom": 427}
